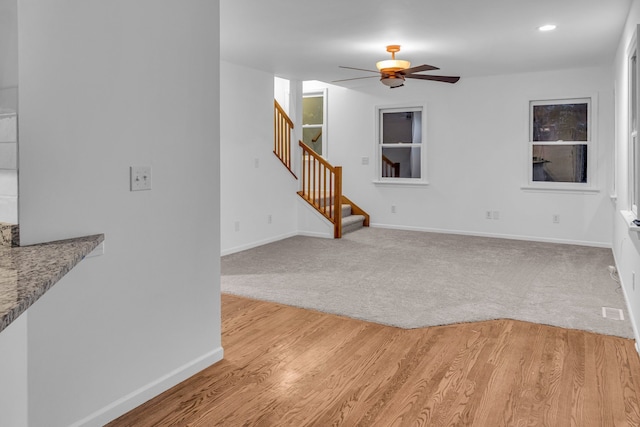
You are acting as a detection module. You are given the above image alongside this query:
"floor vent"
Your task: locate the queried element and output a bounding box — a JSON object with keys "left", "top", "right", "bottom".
{"left": 602, "top": 307, "right": 625, "bottom": 321}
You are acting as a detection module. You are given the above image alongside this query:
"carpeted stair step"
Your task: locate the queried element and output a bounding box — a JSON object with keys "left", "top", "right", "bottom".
{"left": 342, "top": 214, "right": 366, "bottom": 235}
{"left": 325, "top": 204, "right": 352, "bottom": 217}
{"left": 307, "top": 199, "right": 366, "bottom": 235}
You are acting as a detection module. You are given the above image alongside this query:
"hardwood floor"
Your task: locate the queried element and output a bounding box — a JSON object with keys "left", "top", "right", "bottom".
{"left": 108, "top": 294, "right": 640, "bottom": 426}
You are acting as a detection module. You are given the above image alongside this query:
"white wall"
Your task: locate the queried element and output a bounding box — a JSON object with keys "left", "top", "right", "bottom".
{"left": 305, "top": 66, "right": 614, "bottom": 247}
{"left": 220, "top": 61, "right": 299, "bottom": 255}
{"left": 274, "top": 76, "right": 290, "bottom": 113}
{"left": 17, "top": 1, "right": 221, "bottom": 425}
{"left": 0, "top": 0, "right": 18, "bottom": 223}
{"left": 0, "top": 313, "right": 28, "bottom": 426}
{"left": 613, "top": 0, "right": 640, "bottom": 343}
{"left": 0, "top": 0, "right": 17, "bottom": 90}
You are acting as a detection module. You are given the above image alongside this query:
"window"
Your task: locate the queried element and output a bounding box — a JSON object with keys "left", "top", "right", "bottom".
{"left": 302, "top": 90, "right": 326, "bottom": 156}
{"left": 528, "top": 98, "right": 593, "bottom": 189}
{"left": 376, "top": 105, "right": 426, "bottom": 183}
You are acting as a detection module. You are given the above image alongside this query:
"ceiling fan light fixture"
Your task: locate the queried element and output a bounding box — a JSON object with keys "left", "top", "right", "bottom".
{"left": 376, "top": 59, "right": 411, "bottom": 72}
{"left": 380, "top": 75, "right": 405, "bottom": 87}
{"left": 376, "top": 45, "right": 410, "bottom": 72}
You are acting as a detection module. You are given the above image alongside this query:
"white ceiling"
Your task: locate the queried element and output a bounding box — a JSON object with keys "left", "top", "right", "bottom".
{"left": 221, "top": 0, "right": 632, "bottom": 86}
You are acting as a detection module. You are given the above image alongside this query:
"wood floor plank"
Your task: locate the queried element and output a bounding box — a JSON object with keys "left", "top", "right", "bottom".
{"left": 583, "top": 331, "right": 605, "bottom": 426}
{"left": 349, "top": 327, "right": 458, "bottom": 426}
{"left": 373, "top": 325, "right": 485, "bottom": 426}
{"left": 415, "top": 326, "right": 488, "bottom": 426}
{"left": 216, "top": 318, "right": 378, "bottom": 426}
{"left": 463, "top": 320, "right": 523, "bottom": 427}
{"left": 107, "top": 295, "right": 640, "bottom": 427}
{"left": 446, "top": 322, "right": 503, "bottom": 426}
{"left": 623, "top": 340, "right": 640, "bottom": 425}
{"left": 479, "top": 321, "right": 549, "bottom": 426}
{"left": 557, "top": 330, "right": 586, "bottom": 426}
{"left": 283, "top": 326, "right": 410, "bottom": 426}
{"left": 603, "top": 338, "right": 635, "bottom": 426}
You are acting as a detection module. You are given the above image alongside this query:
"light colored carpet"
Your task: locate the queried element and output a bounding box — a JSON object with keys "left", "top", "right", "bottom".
{"left": 221, "top": 227, "right": 634, "bottom": 338}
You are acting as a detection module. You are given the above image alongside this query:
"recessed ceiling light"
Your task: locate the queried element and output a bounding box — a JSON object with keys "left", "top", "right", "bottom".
{"left": 538, "top": 24, "right": 557, "bottom": 32}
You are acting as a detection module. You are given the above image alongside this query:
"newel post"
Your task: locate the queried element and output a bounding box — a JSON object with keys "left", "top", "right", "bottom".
{"left": 334, "top": 166, "right": 342, "bottom": 238}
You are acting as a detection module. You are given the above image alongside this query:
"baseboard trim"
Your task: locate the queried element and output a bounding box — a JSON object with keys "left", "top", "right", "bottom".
{"left": 222, "top": 232, "right": 297, "bottom": 256}
{"left": 369, "top": 223, "right": 612, "bottom": 248}
{"left": 70, "top": 346, "right": 224, "bottom": 427}
{"left": 297, "top": 230, "right": 332, "bottom": 239}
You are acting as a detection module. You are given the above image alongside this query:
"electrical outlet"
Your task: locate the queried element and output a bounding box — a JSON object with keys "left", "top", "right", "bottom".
{"left": 234, "top": 221, "right": 240, "bottom": 232}
{"left": 361, "top": 157, "right": 369, "bottom": 165}
{"left": 130, "top": 166, "right": 152, "bottom": 191}
{"left": 552, "top": 214, "right": 560, "bottom": 224}
{"left": 254, "top": 158, "right": 260, "bottom": 168}
{"left": 492, "top": 211, "right": 500, "bottom": 220}
{"left": 486, "top": 211, "right": 492, "bottom": 220}
{"left": 267, "top": 214, "right": 272, "bottom": 224}
{"left": 391, "top": 205, "right": 397, "bottom": 213}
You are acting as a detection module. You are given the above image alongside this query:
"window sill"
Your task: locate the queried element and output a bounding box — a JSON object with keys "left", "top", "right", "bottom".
{"left": 620, "top": 210, "right": 640, "bottom": 233}
{"left": 373, "top": 180, "right": 430, "bottom": 187}
{"left": 520, "top": 185, "right": 600, "bottom": 194}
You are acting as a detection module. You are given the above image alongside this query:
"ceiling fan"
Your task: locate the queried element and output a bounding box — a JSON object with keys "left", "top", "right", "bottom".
{"left": 334, "top": 45, "right": 460, "bottom": 88}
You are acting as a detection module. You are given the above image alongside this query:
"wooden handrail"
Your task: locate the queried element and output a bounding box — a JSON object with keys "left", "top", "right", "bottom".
{"left": 300, "top": 140, "right": 336, "bottom": 171}
{"left": 274, "top": 100, "right": 294, "bottom": 127}
{"left": 298, "top": 140, "right": 343, "bottom": 238}
{"left": 274, "top": 100, "right": 297, "bottom": 178}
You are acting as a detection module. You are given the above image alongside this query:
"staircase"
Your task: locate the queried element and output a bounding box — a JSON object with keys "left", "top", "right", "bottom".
{"left": 341, "top": 204, "right": 368, "bottom": 235}
{"left": 298, "top": 141, "right": 369, "bottom": 238}
{"left": 309, "top": 196, "right": 369, "bottom": 236}
{"left": 274, "top": 100, "right": 369, "bottom": 238}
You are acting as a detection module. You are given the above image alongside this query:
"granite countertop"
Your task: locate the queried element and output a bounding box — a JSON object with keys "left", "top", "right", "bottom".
{"left": 0, "top": 234, "right": 104, "bottom": 333}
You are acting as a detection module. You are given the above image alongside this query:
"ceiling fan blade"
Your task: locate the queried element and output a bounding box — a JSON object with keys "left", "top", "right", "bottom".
{"left": 338, "top": 65, "right": 381, "bottom": 74}
{"left": 399, "top": 64, "right": 439, "bottom": 74}
{"left": 405, "top": 74, "right": 460, "bottom": 84}
{"left": 331, "top": 75, "right": 379, "bottom": 83}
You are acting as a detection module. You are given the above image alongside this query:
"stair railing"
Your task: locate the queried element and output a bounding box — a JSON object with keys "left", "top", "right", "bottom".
{"left": 381, "top": 154, "right": 400, "bottom": 177}
{"left": 274, "top": 100, "right": 297, "bottom": 178}
{"left": 298, "top": 140, "right": 343, "bottom": 238}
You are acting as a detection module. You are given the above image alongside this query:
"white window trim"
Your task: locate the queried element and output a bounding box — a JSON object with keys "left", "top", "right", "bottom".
{"left": 611, "top": 84, "right": 617, "bottom": 201}
{"left": 628, "top": 31, "right": 639, "bottom": 217}
{"left": 522, "top": 94, "right": 598, "bottom": 193}
{"left": 302, "top": 89, "right": 328, "bottom": 158}
{"left": 373, "top": 103, "right": 429, "bottom": 186}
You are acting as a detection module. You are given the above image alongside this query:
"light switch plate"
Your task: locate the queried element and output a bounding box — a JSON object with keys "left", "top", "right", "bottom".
{"left": 130, "top": 166, "right": 152, "bottom": 191}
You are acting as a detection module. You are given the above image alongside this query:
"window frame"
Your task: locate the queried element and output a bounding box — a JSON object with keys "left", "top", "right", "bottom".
{"left": 524, "top": 96, "right": 597, "bottom": 192}
{"left": 629, "top": 33, "right": 640, "bottom": 216}
{"left": 374, "top": 104, "right": 428, "bottom": 186}
{"left": 302, "top": 89, "right": 328, "bottom": 158}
